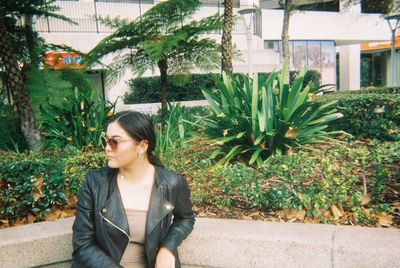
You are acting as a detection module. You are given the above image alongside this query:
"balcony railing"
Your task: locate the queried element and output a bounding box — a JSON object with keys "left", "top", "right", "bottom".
{"left": 33, "top": 0, "right": 258, "bottom": 35}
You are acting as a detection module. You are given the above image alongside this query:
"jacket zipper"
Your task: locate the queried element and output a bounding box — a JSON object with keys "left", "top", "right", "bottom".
{"left": 99, "top": 210, "right": 130, "bottom": 241}
{"left": 160, "top": 185, "right": 165, "bottom": 228}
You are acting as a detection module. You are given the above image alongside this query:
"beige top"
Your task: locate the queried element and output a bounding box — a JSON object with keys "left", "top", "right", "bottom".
{"left": 120, "top": 209, "right": 148, "bottom": 268}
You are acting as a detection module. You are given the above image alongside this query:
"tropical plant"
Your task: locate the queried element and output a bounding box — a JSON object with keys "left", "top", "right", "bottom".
{"left": 86, "top": 0, "right": 224, "bottom": 120}
{"left": 0, "top": 0, "right": 73, "bottom": 149}
{"left": 154, "top": 103, "right": 203, "bottom": 161}
{"left": 201, "top": 65, "right": 343, "bottom": 166}
{"left": 39, "top": 88, "right": 116, "bottom": 149}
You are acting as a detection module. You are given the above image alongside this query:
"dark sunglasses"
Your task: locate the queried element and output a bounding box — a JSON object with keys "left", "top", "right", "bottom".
{"left": 102, "top": 137, "right": 135, "bottom": 151}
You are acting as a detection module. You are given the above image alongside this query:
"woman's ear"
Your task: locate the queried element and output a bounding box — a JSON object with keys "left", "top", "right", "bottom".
{"left": 139, "top": 139, "right": 149, "bottom": 153}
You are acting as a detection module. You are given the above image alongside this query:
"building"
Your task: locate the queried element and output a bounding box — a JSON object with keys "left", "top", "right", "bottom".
{"left": 35, "top": 0, "right": 397, "bottom": 105}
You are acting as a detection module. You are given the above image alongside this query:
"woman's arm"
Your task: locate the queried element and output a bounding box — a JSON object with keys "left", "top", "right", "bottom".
{"left": 72, "top": 173, "right": 122, "bottom": 268}
{"left": 159, "top": 174, "right": 195, "bottom": 254}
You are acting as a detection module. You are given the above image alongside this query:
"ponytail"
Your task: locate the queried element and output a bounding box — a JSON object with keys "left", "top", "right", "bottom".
{"left": 148, "top": 153, "right": 164, "bottom": 168}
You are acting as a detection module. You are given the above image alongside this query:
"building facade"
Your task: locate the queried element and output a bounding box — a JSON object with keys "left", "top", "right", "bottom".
{"left": 36, "top": 0, "right": 396, "bottom": 104}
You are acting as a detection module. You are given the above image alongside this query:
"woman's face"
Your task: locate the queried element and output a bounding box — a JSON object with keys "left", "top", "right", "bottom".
{"left": 105, "top": 121, "right": 145, "bottom": 169}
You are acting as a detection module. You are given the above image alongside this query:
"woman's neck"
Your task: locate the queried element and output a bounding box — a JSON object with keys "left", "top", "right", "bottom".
{"left": 118, "top": 159, "right": 155, "bottom": 184}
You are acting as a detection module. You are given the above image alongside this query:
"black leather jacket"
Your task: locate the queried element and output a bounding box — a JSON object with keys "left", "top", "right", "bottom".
{"left": 72, "top": 165, "right": 195, "bottom": 268}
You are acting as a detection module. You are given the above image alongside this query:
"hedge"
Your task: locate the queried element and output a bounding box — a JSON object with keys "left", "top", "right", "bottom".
{"left": 317, "top": 93, "right": 400, "bottom": 140}
{"left": 124, "top": 70, "right": 322, "bottom": 104}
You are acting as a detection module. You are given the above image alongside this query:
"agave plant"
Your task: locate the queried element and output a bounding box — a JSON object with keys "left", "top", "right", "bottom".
{"left": 201, "top": 65, "right": 343, "bottom": 166}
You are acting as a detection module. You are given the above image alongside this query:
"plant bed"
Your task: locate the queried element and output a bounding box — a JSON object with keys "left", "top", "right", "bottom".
{"left": 0, "top": 137, "right": 399, "bottom": 229}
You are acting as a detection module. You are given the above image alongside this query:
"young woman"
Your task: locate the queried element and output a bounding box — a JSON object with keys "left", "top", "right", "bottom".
{"left": 72, "top": 111, "right": 195, "bottom": 268}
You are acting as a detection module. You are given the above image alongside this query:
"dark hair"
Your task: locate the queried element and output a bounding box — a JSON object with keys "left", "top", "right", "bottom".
{"left": 108, "top": 111, "right": 163, "bottom": 167}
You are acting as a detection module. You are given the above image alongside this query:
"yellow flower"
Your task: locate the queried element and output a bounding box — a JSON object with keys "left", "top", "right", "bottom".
{"left": 67, "top": 136, "right": 73, "bottom": 141}
{"left": 107, "top": 111, "right": 113, "bottom": 117}
{"left": 88, "top": 127, "right": 96, "bottom": 132}
{"left": 308, "top": 93, "right": 316, "bottom": 101}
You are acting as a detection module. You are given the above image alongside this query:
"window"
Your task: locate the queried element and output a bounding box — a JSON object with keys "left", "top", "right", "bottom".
{"left": 265, "top": 40, "right": 336, "bottom": 86}
{"left": 260, "top": 0, "right": 339, "bottom": 12}
{"left": 361, "top": 0, "right": 388, "bottom": 14}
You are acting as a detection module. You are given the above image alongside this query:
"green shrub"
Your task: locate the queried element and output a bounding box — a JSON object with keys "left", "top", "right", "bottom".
{"left": 0, "top": 148, "right": 107, "bottom": 224}
{"left": 0, "top": 150, "right": 67, "bottom": 223}
{"left": 40, "top": 87, "right": 116, "bottom": 149}
{"left": 64, "top": 150, "right": 106, "bottom": 196}
{"left": 333, "top": 86, "right": 400, "bottom": 95}
{"left": 210, "top": 140, "right": 400, "bottom": 223}
{"left": 124, "top": 74, "right": 214, "bottom": 104}
{"left": 317, "top": 93, "right": 400, "bottom": 140}
{"left": 201, "top": 66, "right": 343, "bottom": 166}
{"left": 0, "top": 90, "right": 28, "bottom": 151}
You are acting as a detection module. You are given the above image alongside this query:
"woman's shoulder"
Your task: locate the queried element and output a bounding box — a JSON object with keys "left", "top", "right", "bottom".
{"left": 85, "top": 166, "right": 116, "bottom": 184}
{"left": 155, "top": 165, "right": 186, "bottom": 186}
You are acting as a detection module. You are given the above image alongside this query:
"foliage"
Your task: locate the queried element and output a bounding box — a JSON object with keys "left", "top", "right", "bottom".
{"left": 153, "top": 103, "right": 208, "bottom": 162}
{"left": 63, "top": 149, "right": 106, "bottom": 196}
{"left": 0, "top": 90, "right": 27, "bottom": 151}
{"left": 180, "top": 139, "right": 400, "bottom": 225}
{"left": 27, "top": 69, "right": 95, "bottom": 119}
{"left": 290, "top": 69, "right": 321, "bottom": 93}
{"left": 124, "top": 74, "right": 215, "bottom": 104}
{"left": 332, "top": 86, "right": 400, "bottom": 95}
{"left": 86, "top": 0, "right": 224, "bottom": 118}
{"left": 123, "top": 71, "right": 322, "bottom": 104}
{"left": 39, "top": 87, "right": 116, "bottom": 149}
{"left": 0, "top": 150, "right": 67, "bottom": 223}
{"left": 317, "top": 93, "right": 400, "bottom": 140}
{"left": 201, "top": 66, "right": 343, "bottom": 166}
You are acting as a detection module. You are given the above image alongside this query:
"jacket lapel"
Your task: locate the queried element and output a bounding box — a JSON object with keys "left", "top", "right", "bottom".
{"left": 146, "top": 166, "right": 174, "bottom": 237}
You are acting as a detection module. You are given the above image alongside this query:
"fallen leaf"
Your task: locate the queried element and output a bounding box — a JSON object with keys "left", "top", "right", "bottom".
{"left": 361, "top": 194, "right": 371, "bottom": 206}
{"left": 331, "top": 203, "right": 344, "bottom": 218}
{"left": 376, "top": 213, "right": 393, "bottom": 227}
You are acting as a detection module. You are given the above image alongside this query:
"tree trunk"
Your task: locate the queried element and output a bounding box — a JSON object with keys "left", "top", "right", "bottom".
{"left": 281, "top": 0, "right": 292, "bottom": 84}
{"left": 221, "top": 0, "right": 233, "bottom": 73}
{"left": 0, "top": 7, "right": 42, "bottom": 150}
{"left": 157, "top": 59, "right": 168, "bottom": 122}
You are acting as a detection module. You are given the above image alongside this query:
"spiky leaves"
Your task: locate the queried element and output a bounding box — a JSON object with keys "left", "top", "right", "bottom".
{"left": 201, "top": 65, "right": 343, "bottom": 167}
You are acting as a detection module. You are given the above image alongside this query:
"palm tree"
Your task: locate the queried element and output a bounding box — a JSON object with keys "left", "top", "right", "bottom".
{"left": 87, "top": 0, "right": 224, "bottom": 120}
{"left": 0, "top": 0, "right": 72, "bottom": 149}
{"left": 221, "top": 0, "right": 234, "bottom": 73}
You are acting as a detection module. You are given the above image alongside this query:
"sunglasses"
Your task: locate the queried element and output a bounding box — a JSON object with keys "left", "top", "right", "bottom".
{"left": 102, "top": 137, "right": 135, "bottom": 151}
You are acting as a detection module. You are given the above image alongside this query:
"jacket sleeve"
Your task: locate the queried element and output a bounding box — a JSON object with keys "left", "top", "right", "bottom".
{"left": 72, "top": 173, "right": 122, "bottom": 268}
{"left": 159, "top": 174, "right": 195, "bottom": 253}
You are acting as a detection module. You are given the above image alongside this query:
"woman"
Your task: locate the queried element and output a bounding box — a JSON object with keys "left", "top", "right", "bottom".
{"left": 72, "top": 111, "right": 195, "bottom": 268}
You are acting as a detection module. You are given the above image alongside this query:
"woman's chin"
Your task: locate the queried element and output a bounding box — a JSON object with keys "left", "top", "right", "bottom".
{"left": 107, "top": 160, "right": 119, "bottom": 168}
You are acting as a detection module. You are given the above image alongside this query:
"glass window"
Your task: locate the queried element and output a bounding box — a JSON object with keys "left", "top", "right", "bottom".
{"left": 321, "top": 41, "right": 336, "bottom": 85}
{"left": 293, "top": 41, "right": 307, "bottom": 69}
{"left": 307, "top": 41, "right": 321, "bottom": 69}
{"left": 361, "top": 0, "right": 388, "bottom": 14}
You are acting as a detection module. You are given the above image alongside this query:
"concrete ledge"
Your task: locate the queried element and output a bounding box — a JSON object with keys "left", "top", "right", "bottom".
{"left": 0, "top": 217, "right": 399, "bottom": 268}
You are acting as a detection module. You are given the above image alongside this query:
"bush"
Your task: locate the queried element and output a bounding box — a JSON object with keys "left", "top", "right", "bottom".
{"left": 209, "top": 140, "right": 400, "bottom": 223}
{"left": 317, "top": 93, "right": 400, "bottom": 140}
{"left": 0, "top": 90, "right": 28, "bottom": 151}
{"left": 201, "top": 67, "right": 342, "bottom": 166}
{"left": 124, "top": 74, "right": 214, "bottom": 104}
{"left": 40, "top": 87, "right": 116, "bottom": 149}
{"left": 335, "top": 86, "right": 400, "bottom": 95}
{"left": 0, "top": 148, "right": 106, "bottom": 225}
{"left": 0, "top": 150, "right": 66, "bottom": 223}
{"left": 64, "top": 150, "right": 106, "bottom": 196}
